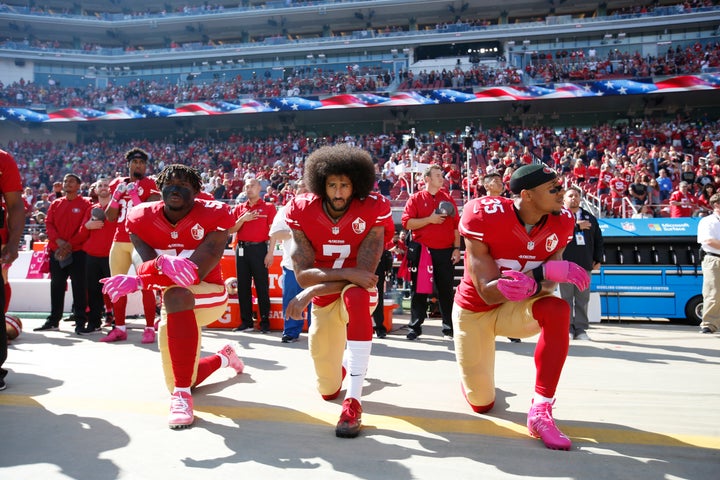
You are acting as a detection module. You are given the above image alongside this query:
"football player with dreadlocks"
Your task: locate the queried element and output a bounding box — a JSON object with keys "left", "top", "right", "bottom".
{"left": 101, "top": 164, "right": 244, "bottom": 429}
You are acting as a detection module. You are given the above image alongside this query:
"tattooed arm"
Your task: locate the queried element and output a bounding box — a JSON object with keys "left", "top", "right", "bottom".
{"left": 291, "top": 227, "right": 381, "bottom": 290}
{"left": 286, "top": 226, "right": 383, "bottom": 319}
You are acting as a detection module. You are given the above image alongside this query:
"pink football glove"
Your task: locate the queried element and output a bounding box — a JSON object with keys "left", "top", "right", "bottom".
{"left": 101, "top": 275, "right": 142, "bottom": 303}
{"left": 543, "top": 260, "right": 590, "bottom": 291}
{"left": 155, "top": 254, "right": 199, "bottom": 287}
{"left": 496, "top": 270, "right": 537, "bottom": 302}
{"left": 112, "top": 182, "right": 126, "bottom": 201}
{"left": 125, "top": 181, "right": 142, "bottom": 205}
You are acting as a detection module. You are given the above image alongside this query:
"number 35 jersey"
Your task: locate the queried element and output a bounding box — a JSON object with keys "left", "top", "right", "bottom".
{"left": 454, "top": 196, "right": 574, "bottom": 312}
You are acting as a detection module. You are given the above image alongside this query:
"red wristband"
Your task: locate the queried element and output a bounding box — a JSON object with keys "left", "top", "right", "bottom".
{"left": 136, "top": 259, "right": 174, "bottom": 288}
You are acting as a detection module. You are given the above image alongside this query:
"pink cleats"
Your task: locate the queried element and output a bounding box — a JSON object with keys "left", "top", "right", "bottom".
{"left": 218, "top": 343, "right": 244, "bottom": 374}
{"left": 335, "top": 398, "right": 362, "bottom": 438}
{"left": 527, "top": 400, "right": 572, "bottom": 450}
{"left": 141, "top": 327, "right": 156, "bottom": 344}
{"left": 99, "top": 328, "right": 127, "bottom": 343}
{"left": 168, "top": 391, "right": 194, "bottom": 429}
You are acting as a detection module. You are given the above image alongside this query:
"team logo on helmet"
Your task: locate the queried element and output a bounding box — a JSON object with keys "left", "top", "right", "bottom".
{"left": 191, "top": 223, "right": 205, "bottom": 241}
{"left": 352, "top": 217, "right": 366, "bottom": 234}
{"left": 546, "top": 233, "right": 559, "bottom": 252}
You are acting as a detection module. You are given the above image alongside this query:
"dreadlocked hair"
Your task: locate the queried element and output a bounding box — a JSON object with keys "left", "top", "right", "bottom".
{"left": 304, "top": 144, "right": 376, "bottom": 199}
{"left": 155, "top": 164, "right": 202, "bottom": 193}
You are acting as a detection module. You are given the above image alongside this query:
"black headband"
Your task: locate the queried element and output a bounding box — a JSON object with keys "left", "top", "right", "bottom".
{"left": 509, "top": 164, "right": 558, "bottom": 194}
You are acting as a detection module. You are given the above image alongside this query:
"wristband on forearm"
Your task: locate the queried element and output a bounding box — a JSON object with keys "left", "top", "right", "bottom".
{"left": 112, "top": 188, "right": 124, "bottom": 202}
{"left": 110, "top": 188, "right": 123, "bottom": 208}
{"left": 532, "top": 265, "right": 544, "bottom": 283}
{"left": 129, "top": 191, "right": 142, "bottom": 206}
{"left": 136, "top": 259, "right": 174, "bottom": 288}
{"left": 532, "top": 266, "right": 544, "bottom": 295}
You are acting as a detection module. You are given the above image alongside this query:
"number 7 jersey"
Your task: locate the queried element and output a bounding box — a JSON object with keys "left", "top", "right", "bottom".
{"left": 454, "top": 196, "right": 574, "bottom": 311}
{"left": 286, "top": 192, "right": 392, "bottom": 270}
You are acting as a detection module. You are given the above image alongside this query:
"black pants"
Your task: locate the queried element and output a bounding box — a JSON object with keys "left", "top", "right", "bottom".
{"left": 0, "top": 239, "right": 6, "bottom": 381}
{"left": 49, "top": 250, "right": 88, "bottom": 327}
{"left": 86, "top": 254, "right": 110, "bottom": 328}
{"left": 235, "top": 242, "right": 270, "bottom": 330}
{"left": 408, "top": 247, "right": 454, "bottom": 336}
{"left": 372, "top": 250, "right": 390, "bottom": 335}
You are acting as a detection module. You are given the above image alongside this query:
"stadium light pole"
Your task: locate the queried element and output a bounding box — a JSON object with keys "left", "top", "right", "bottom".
{"left": 464, "top": 125, "right": 472, "bottom": 203}
{"left": 407, "top": 127, "right": 416, "bottom": 195}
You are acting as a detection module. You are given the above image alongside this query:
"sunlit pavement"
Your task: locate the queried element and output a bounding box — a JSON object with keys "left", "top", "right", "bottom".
{"left": 1, "top": 314, "right": 718, "bottom": 480}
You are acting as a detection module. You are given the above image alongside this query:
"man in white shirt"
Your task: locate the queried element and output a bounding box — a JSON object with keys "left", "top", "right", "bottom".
{"left": 697, "top": 192, "right": 720, "bottom": 334}
{"left": 268, "top": 180, "right": 310, "bottom": 343}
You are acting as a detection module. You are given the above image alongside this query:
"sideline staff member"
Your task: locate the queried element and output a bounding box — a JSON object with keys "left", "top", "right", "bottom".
{"left": 229, "top": 178, "right": 276, "bottom": 333}
{"left": 697, "top": 192, "right": 720, "bottom": 334}
{"left": 401, "top": 164, "right": 461, "bottom": 340}
{"left": 560, "top": 187, "right": 603, "bottom": 341}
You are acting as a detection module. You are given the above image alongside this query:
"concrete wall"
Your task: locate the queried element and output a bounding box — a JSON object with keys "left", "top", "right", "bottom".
{"left": 6, "top": 251, "right": 143, "bottom": 315}
{"left": 0, "top": 58, "right": 34, "bottom": 86}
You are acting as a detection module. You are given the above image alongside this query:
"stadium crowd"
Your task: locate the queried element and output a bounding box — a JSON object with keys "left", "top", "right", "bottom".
{"left": 2, "top": 41, "right": 720, "bottom": 110}
{"left": 1, "top": 0, "right": 719, "bottom": 109}
{"left": 6, "top": 116, "right": 720, "bottom": 248}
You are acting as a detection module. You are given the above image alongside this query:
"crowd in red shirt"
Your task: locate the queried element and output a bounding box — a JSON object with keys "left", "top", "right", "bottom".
{"left": 6, "top": 116, "right": 720, "bottom": 249}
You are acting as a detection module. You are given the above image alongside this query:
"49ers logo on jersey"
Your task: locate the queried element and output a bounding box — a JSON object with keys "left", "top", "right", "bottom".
{"left": 545, "top": 233, "right": 559, "bottom": 252}
{"left": 191, "top": 223, "right": 205, "bottom": 241}
{"left": 352, "top": 217, "right": 366, "bottom": 234}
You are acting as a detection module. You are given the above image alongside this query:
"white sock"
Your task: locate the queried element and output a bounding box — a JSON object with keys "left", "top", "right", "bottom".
{"left": 173, "top": 387, "right": 191, "bottom": 395}
{"left": 533, "top": 393, "right": 554, "bottom": 405}
{"left": 116, "top": 325, "right": 127, "bottom": 332}
{"left": 217, "top": 352, "right": 229, "bottom": 368}
{"left": 345, "top": 340, "right": 372, "bottom": 401}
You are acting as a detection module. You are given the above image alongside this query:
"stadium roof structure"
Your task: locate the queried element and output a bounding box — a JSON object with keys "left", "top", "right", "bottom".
{"left": 0, "top": 1, "right": 648, "bottom": 47}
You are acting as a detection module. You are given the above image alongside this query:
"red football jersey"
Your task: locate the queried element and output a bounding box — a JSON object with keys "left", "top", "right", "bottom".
{"left": 0, "top": 150, "right": 22, "bottom": 245}
{"left": 126, "top": 199, "right": 235, "bottom": 285}
{"left": 231, "top": 198, "right": 277, "bottom": 244}
{"left": 81, "top": 201, "right": 118, "bottom": 257}
{"left": 286, "top": 192, "right": 392, "bottom": 304}
{"left": 109, "top": 176, "right": 159, "bottom": 243}
{"left": 0, "top": 149, "right": 22, "bottom": 197}
{"left": 454, "top": 196, "right": 574, "bottom": 312}
{"left": 609, "top": 177, "right": 627, "bottom": 198}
